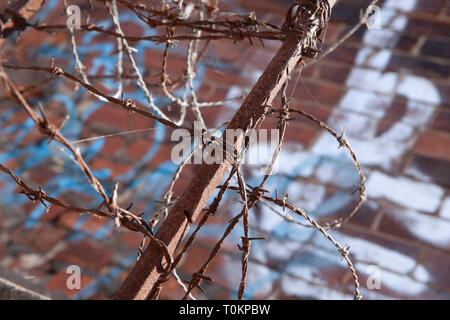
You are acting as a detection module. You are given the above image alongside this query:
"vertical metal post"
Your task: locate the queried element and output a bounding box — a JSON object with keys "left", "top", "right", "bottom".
{"left": 115, "top": 0, "right": 337, "bottom": 300}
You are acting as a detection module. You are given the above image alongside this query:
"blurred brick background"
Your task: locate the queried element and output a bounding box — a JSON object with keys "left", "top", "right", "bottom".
{"left": 0, "top": 0, "right": 449, "bottom": 300}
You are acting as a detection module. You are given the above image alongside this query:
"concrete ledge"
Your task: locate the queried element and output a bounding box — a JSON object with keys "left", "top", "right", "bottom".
{"left": 0, "top": 277, "right": 50, "bottom": 300}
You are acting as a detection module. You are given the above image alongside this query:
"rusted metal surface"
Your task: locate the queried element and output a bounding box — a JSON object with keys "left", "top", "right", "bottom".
{"left": 115, "top": 0, "right": 337, "bottom": 300}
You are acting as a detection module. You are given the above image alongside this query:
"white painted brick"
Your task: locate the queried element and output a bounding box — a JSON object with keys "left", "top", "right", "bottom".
{"left": 357, "top": 262, "right": 429, "bottom": 297}
{"left": 285, "top": 182, "right": 327, "bottom": 212}
{"left": 366, "top": 171, "right": 444, "bottom": 213}
{"left": 440, "top": 197, "right": 450, "bottom": 220}
{"left": 384, "top": 207, "right": 450, "bottom": 249}
{"left": 339, "top": 89, "right": 391, "bottom": 118}
{"left": 327, "top": 110, "right": 377, "bottom": 139}
{"left": 346, "top": 68, "right": 398, "bottom": 94}
{"left": 281, "top": 275, "right": 351, "bottom": 300}
{"left": 312, "top": 133, "right": 406, "bottom": 171}
{"left": 397, "top": 76, "right": 441, "bottom": 105}
{"left": 356, "top": 48, "right": 392, "bottom": 69}
{"left": 313, "top": 234, "right": 417, "bottom": 274}
{"left": 384, "top": 0, "right": 417, "bottom": 12}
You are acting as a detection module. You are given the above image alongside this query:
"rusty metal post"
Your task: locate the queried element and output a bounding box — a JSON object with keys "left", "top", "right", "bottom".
{"left": 115, "top": 0, "right": 337, "bottom": 300}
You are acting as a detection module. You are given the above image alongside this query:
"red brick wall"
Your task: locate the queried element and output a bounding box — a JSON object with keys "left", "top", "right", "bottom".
{"left": 0, "top": 0, "right": 449, "bottom": 300}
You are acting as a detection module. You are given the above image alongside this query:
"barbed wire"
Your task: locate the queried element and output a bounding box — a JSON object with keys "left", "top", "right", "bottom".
{"left": 0, "top": 0, "right": 372, "bottom": 300}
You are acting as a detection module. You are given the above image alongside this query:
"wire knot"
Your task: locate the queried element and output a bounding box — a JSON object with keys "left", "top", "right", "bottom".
{"left": 247, "top": 185, "right": 269, "bottom": 202}
{"left": 339, "top": 244, "right": 350, "bottom": 260}
{"left": 337, "top": 128, "right": 347, "bottom": 148}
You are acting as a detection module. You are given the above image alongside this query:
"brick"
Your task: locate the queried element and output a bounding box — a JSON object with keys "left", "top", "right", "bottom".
{"left": 414, "top": 0, "right": 445, "bottom": 13}
{"left": 387, "top": 54, "right": 450, "bottom": 79}
{"left": 406, "top": 16, "right": 450, "bottom": 38}
{"left": 314, "top": 228, "right": 421, "bottom": 275}
{"left": 145, "top": 50, "right": 187, "bottom": 75}
{"left": 366, "top": 171, "right": 444, "bottom": 213}
{"left": 413, "top": 130, "right": 450, "bottom": 161}
{"left": 87, "top": 293, "right": 109, "bottom": 300}
{"left": 414, "top": 250, "right": 450, "bottom": 290}
{"left": 432, "top": 110, "right": 450, "bottom": 132}
{"left": 258, "top": 118, "right": 317, "bottom": 147}
{"left": 284, "top": 247, "right": 350, "bottom": 289}
{"left": 17, "top": 129, "right": 43, "bottom": 148}
{"left": 285, "top": 182, "right": 328, "bottom": 212}
{"left": 330, "top": 110, "right": 378, "bottom": 139}
{"left": 292, "top": 79, "right": 343, "bottom": 106}
{"left": 40, "top": 205, "right": 67, "bottom": 222}
{"left": 179, "top": 243, "right": 237, "bottom": 293}
{"left": 440, "top": 197, "right": 450, "bottom": 220}
{"left": 374, "top": 120, "right": 415, "bottom": 144}
{"left": 351, "top": 262, "right": 448, "bottom": 299}
{"left": 3, "top": 0, "right": 450, "bottom": 301}
{"left": 46, "top": 269, "right": 94, "bottom": 298}
{"left": 57, "top": 212, "right": 80, "bottom": 231}
{"left": 27, "top": 164, "right": 57, "bottom": 186}
{"left": 204, "top": 67, "right": 247, "bottom": 88}
{"left": 204, "top": 286, "right": 234, "bottom": 300}
{"left": 235, "top": 0, "right": 290, "bottom": 16}
{"left": 180, "top": 243, "right": 221, "bottom": 275}
{"left": 55, "top": 239, "right": 112, "bottom": 272}
{"left": 345, "top": 24, "right": 365, "bottom": 43}
{"left": 397, "top": 75, "right": 443, "bottom": 106}
{"left": 251, "top": 238, "right": 303, "bottom": 271}
{"left": 0, "top": 209, "right": 4, "bottom": 231}
{"left": 80, "top": 215, "right": 108, "bottom": 235}
{"left": 59, "top": 190, "right": 97, "bottom": 210}
{"left": 87, "top": 105, "right": 155, "bottom": 131}
{"left": 384, "top": 98, "right": 433, "bottom": 126}
{"left": 421, "top": 39, "right": 450, "bottom": 60}
{"left": 289, "top": 102, "right": 332, "bottom": 125}
{"left": 317, "top": 63, "right": 352, "bottom": 85}
{"left": 99, "top": 136, "right": 125, "bottom": 157}
{"left": 314, "top": 157, "right": 363, "bottom": 188}
{"left": 0, "top": 202, "right": 28, "bottom": 230}
{"left": 280, "top": 275, "right": 351, "bottom": 300}
{"left": 346, "top": 68, "right": 398, "bottom": 94}
{"left": 319, "top": 199, "right": 380, "bottom": 228}
{"left": 90, "top": 158, "right": 132, "bottom": 178}
{"left": 406, "top": 154, "right": 450, "bottom": 187}
{"left": 339, "top": 89, "right": 391, "bottom": 119}
{"left": 312, "top": 130, "right": 406, "bottom": 172}
{"left": 10, "top": 223, "right": 67, "bottom": 253}
{"left": 322, "top": 21, "right": 345, "bottom": 46}
{"left": 324, "top": 45, "right": 359, "bottom": 65}
{"left": 395, "top": 35, "right": 419, "bottom": 52}
{"left": 0, "top": 240, "right": 6, "bottom": 260}
{"left": 158, "top": 276, "right": 189, "bottom": 299}
{"left": 127, "top": 139, "right": 153, "bottom": 162}
{"left": 8, "top": 253, "right": 52, "bottom": 278}
{"left": 332, "top": 0, "right": 362, "bottom": 24}
{"left": 206, "top": 40, "right": 247, "bottom": 64}
{"left": 193, "top": 83, "right": 215, "bottom": 102}
{"left": 379, "top": 206, "right": 450, "bottom": 251}
{"left": 434, "top": 82, "right": 450, "bottom": 107}
{"left": 147, "top": 143, "right": 178, "bottom": 168}
{"left": 238, "top": 47, "right": 275, "bottom": 70}
{"left": 120, "top": 231, "right": 143, "bottom": 248}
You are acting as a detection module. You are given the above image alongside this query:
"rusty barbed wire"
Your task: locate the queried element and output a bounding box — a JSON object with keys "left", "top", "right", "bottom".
{"left": 0, "top": 0, "right": 370, "bottom": 300}
{"left": 0, "top": 67, "right": 174, "bottom": 268}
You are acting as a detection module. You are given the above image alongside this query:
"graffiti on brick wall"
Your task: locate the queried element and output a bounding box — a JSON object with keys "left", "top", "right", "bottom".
{"left": 218, "top": 0, "right": 445, "bottom": 299}
{"left": 0, "top": 0, "right": 447, "bottom": 299}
